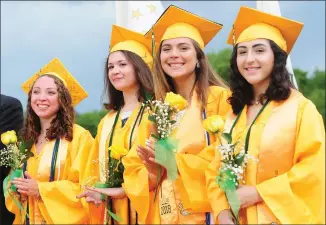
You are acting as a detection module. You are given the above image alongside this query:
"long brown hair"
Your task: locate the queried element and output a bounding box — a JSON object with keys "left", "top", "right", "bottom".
{"left": 102, "top": 50, "right": 154, "bottom": 110}
{"left": 20, "top": 74, "right": 75, "bottom": 143}
{"left": 153, "top": 39, "right": 227, "bottom": 108}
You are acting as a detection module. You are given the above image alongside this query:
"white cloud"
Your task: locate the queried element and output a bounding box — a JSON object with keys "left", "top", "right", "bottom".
{"left": 1, "top": 1, "right": 325, "bottom": 113}
{"left": 1, "top": 1, "right": 116, "bottom": 112}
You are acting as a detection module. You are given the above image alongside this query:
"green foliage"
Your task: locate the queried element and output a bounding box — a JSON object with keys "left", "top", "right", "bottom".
{"left": 207, "top": 48, "right": 232, "bottom": 83}
{"left": 295, "top": 68, "right": 325, "bottom": 123}
{"left": 75, "top": 109, "right": 108, "bottom": 137}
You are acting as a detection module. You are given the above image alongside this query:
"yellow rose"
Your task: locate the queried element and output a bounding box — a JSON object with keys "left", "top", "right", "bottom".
{"left": 1, "top": 130, "right": 18, "bottom": 145}
{"left": 108, "top": 145, "right": 129, "bottom": 160}
{"left": 164, "top": 92, "right": 188, "bottom": 111}
{"left": 203, "top": 115, "right": 224, "bottom": 134}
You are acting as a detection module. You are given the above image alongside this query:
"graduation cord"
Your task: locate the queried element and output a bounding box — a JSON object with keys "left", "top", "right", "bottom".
{"left": 202, "top": 109, "right": 211, "bottom": 225}
{"left": 107, "top": 105, "right": 144, "bottom": 224}
{"left": 229, "top": 100, "right": 270, "bottom": 153}
{"left": 23, "top": 138, "right": 60, "bottom": 225}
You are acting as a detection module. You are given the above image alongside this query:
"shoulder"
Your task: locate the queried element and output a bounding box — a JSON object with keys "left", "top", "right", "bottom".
{"left": 207, "top": 86, "right": 231, "bottom": 102}
{"left": 72, "top": 124, "right": 93, "bottom": 138}
{"left": 0, "top": 94, "right": 23, "bottom": 110}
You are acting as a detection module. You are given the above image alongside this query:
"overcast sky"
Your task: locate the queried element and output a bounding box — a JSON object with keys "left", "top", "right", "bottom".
{"left": 1, "top": 1, "right": 325, "bottom": 113}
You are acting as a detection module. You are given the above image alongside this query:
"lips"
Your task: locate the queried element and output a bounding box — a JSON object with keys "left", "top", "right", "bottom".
{"left": 168, "top": 62, "right": 184, "bottom": 68}
{"left": 245, "top": 67, "right": 260, "bottom": 72}
{"left": 37, "top": 104, "right": 49, "bottom": 109}
{"left": 112, "top": 76, "right": 124, "bottom": 82}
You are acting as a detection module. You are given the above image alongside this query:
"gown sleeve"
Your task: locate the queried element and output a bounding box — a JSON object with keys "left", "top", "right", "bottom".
{"left": 256, "top": 99, "right": 325, "bottom": 224}
{"left": 122, "top": 115, "right": 160, "bottom": 224}
{"left": 37, "top": 127, "right": 94, "bottom": 224}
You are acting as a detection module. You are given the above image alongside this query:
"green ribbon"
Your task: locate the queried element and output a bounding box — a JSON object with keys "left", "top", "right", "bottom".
{"left": 3, "top": 169, "right": 29, "bottom": 221}
{"left": 154, "top": 137, "right": 178, "bottom": 181}
{"left": 216, "top": 168, "right": 240, "bottom": 222}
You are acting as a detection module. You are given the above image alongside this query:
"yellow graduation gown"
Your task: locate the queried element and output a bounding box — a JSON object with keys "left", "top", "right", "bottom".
{"left": 122, "top": 86, "right": 231, "bottom": 224}
{"left": 5, "top": 124, "right": 94, "bottom": 224}
{"left": 206, "top": 89, "right": 325, "bottom": 224}
{"left": 83, "top": 104, "right": 144, "bottom": 224}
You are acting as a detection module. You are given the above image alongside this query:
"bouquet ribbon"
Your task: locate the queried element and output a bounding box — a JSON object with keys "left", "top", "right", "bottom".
{"left": 217, "top": 168, "right": 241, "bottom": 222}
{"left": 154, "top": 137, "right": 178, "bottom": 181}
{"left": 3, "top": 169, "right": 28, "bottom": 220}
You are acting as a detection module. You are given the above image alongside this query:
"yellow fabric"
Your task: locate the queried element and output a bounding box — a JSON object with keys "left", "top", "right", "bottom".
{"left": 110, "top": 25, "right": 153, "bottom": 69}
{"left": 5, "top": 124, "right": 94, "bottom": 224}
{"left": 236, "top": 23, "right": 287, "bottom": 52}
{"left": 21, "top": 57, "right": 88, "bottom": 106}
{"left": 206, "top": 89, "right": 325, "bottom": 224}
{"left": 227, "top": 6, "right": 304, "bottom": 54}
{"left": 82, "top": 104, "right": 143, "bottom": 224}
{"left": 122, "top": 86, "right": 231, "bottom": 224}
{"left": 45, "top": 72, "right": 68, "bottom": 87}
{"left": 144, "top": 5, "right": 223, "bottom": 49}
{"left": 162, "top": 22, "right": 204, "bottom": 49}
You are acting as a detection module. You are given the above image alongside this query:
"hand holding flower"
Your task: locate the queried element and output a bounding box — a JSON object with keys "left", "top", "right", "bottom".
{"left": 86, "top": 186, "right": 126, "bottom": 199}
{"left": 76, "top": 189, "right": 102, "bottom": 205}
{"left": 236, "top": 185, "right": 263, "bottom": 209}
{"left": 12, "top": 172, "right": 39, "bottom": 197}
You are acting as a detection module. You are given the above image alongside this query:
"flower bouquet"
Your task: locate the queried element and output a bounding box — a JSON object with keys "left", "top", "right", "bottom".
{"left": 143, "top": 92, "right": 187, "bottom": 200}
{"left": 202, "top": 115, "right": 258, "bottom": 222}
{"left": 93, "top": 145, "right": 129, "bottom": 223}
{"left": 0, "top": 130, "right": 33, "bottom": 219}
{"left": 1, "top": 130, "right": 33, "bottom": 192}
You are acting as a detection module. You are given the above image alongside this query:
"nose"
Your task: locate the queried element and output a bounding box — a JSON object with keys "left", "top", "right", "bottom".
{"left": 113, "top": 65, "right": 121, "bottom": 74}
{"left": 170, "top": 47, "right": 180, "bottom": 58}
{"left": 38, "top": 92, "right": 47, "bottom": 101}
{"left": 245, "top": 51, "right": 255, "bottom": 64}
{"left": 109, "top": 65, "right": 120, "bottom": 76}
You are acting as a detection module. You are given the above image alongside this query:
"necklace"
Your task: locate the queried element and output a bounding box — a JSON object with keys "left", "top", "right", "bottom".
{"left": 252, "top": 99, "right": 260, "bottom": 105}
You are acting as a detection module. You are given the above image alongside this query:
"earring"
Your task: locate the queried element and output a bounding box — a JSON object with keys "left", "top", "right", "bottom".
{"left": 196, "top": 61, "right": 200, "bottom": 68}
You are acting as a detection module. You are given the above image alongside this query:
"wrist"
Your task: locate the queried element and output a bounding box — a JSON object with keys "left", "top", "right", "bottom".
{"left": 218, "top": 209, "right": 236, "bottom": 223}
{"left": 148, "top": 168, "right": 165, "bottom": 191}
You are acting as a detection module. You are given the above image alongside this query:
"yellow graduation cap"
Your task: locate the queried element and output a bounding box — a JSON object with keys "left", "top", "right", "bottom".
{"left": 145, "top": 5, "right": 223, "bottom": 49}
{"left": 227, "top": 6, "right": 304, "bottom": 54}
{"left": 21, "top": 57, "right": 88, "bottom": 106}
{"left": 110, "top": 25, "right": 153, "bottom": 69}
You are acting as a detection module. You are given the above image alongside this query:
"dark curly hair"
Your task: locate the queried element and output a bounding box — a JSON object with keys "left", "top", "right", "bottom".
{"left": 102, "top": 50, "right": 154, "bottom": 110}
{"left": 20, "top": 74, "right": 75, "bottom": 143}
{"left": 228, "top": 40, "right": 295, "bottom": 114}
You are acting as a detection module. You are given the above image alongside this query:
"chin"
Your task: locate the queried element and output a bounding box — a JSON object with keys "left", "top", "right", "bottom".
{"left": 167, "top": 70, "right": 188, "bottom": 79}
{"left": 35, "top": 111, "right": 57, "bottom": 120}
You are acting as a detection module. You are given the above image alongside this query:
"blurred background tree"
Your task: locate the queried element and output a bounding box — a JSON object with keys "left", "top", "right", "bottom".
{"left": 75, "top": 48, "right": 325, "bottom": 137}
{"left": 75, "top": 109, "right": 108, "bottom": 137}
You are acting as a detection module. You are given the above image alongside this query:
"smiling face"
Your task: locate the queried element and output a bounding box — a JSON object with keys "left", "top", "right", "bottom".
{"left": 107, "top": 51, "right": 139, "bottom": 92}
{"left": 31, "top": 76, "right": 60, "bottom": 120}
{"left": 160, "top": 37, "right": 197, "bottom": 81}
{"left": 236, "top": 38, "right": 274, "bottom": 89}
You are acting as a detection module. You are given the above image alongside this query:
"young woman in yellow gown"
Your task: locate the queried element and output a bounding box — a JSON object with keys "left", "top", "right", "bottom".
{"left": 6, "top": 57, "right": 93, "bottom": 224}
{"left": 206, "top": 6, "right": 325, "bottom": 224}
{"left": 122, "top": 5, "right": 232, "bottom": 224}
{"left": 77, "top": 25, "right": 155, "bottom": 224}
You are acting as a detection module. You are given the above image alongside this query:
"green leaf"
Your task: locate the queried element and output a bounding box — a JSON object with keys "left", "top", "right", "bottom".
{"left": 150, "top": 134, "right": 159, "bottom": 140}
{"left": 234, "top": 153, "right": 245, "bottom": 166}
{"left": 144, "top": 91, "right": 153, "bottom": 102}
{"left": 170, "top": 120, "right": 176, "bottom": 124}
{"left": 148, "top": 115, "right": 156, "bottom": 122}
{"left": 222, "top": 133, "right": 232, "bottom": 144}
{"left": 107, "top": 209, "right": 123, "bottom": 223}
